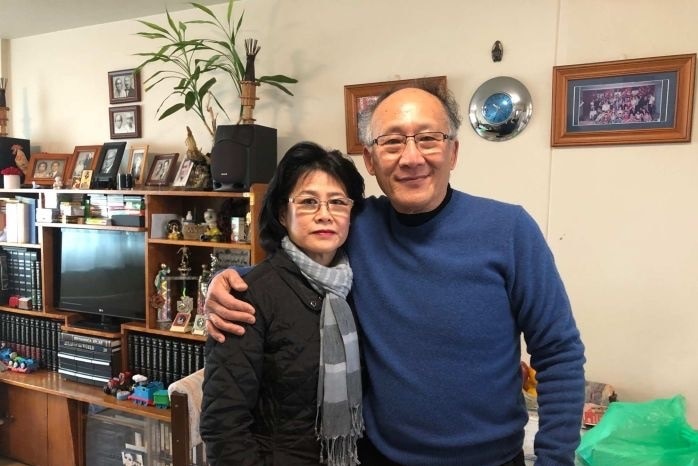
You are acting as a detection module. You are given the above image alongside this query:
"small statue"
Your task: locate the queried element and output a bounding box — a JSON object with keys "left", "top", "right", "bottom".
{"left": 209, "top": 253, "right": 220, "bottom": 276}
{"left": 167, "top": 219, "right": 183, "bottom": 240}
{"left": 177, "top": 246, "right": 191, "bottom": 276}
{"left": 53, "top": 176, "right": 63, "bottom": 189}
{"left": 200, "top": 208, "right": 222, "bottom": 242}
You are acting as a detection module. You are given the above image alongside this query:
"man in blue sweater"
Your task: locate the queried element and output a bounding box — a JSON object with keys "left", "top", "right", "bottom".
{"left": 204, "top": 84, "right": 586, "bottom": 466}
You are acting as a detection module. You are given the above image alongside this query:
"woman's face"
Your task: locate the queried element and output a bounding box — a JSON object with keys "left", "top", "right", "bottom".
{"left": 281, "top": 169, "right": 352, "bottom": 266}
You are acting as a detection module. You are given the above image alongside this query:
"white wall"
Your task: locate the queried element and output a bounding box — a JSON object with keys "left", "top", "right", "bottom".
{"left": 6, "top": 0, "right": 698, "bottom": 424}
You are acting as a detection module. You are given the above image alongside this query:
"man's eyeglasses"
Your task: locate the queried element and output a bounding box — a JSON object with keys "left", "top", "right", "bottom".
{"left": 288, "top": 196, "right": 354, "bottom": 215}
{"left": 372, "top": 131, "right": 452, "bottom": 156}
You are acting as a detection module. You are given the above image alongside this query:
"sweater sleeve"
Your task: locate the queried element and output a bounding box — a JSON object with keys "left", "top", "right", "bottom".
{"left": 200, "top": 290, "right": 266, "bottom": 466}
{"left": 509, "top": 209, "right": 586, "bottom": 466}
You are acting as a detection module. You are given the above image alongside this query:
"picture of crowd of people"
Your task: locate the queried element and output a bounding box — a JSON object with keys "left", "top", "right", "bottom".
{"left": 577, "top": 82, "right": 661, "bottom": 126}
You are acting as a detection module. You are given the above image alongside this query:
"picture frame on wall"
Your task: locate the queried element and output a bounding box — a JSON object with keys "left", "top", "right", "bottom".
{"left": 343, "top": 76, "right": 447, "bottom": 154}
{"left": 128, "top": 144, "right": 149, "bottom": 186}
{"left": 108, "top": 68, "right": 141, "bottom": 104}
{"left": 67, "top": 145, "right": 101, "bottom": 188}
{"left": 25, "top": 152, "right": 72, "bottom": 186}
{"left": 551, "top": 53, "right": 696, "bottom": 147}
{"left": 109, "top": 105, "right": 141, "bottom": 139}
{"left": 145, "top": 153, "right": 179, "bottom": 187}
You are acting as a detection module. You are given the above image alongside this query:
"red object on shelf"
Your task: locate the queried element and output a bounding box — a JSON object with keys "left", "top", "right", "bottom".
{"left": 7, "top": 295, "right": 19, "bottom": 308}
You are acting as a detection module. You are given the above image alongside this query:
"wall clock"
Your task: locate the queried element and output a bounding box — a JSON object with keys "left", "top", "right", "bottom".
{"left": 468, "top": 76, "right": 532, "bottom": 141}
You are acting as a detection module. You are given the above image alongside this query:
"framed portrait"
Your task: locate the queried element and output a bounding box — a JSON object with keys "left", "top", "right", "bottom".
{"left": 145, "top": 153, "right": 179, "bottom": 187}
{"left": 172, "top": 158, "right": 195, "bottom": 187}
{"left": 128, "top": 144, "right": 149, "bottom": 186}
{"left": 170, "top": 312, "right": 192, "bottom": 333}
{"left": 551, "top": 54, "right": 696, "bottom": 147}
{"left": 25, "top": 152, "right": 72, "bottom": 186}
{"left": 108, "top": 68, "right": 141, "bottom": 104}
{"left": 67, "top": 145, "right": 101, "bottom": 187}
{"left": 343, "top": 76, "right": 447, "bottom": 154}
{"left": 96, "top": 141, "right": 127, "bottom": 178}
{"left": 109, "top": 105, "right": 141, "bottom": 139}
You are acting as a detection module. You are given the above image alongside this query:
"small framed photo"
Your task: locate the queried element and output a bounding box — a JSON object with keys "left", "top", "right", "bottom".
{"left": 25, "top": 152, "right": 72, "bottom": 186}
{"left": 128, "top": 144, "right": 149, "bottom": 186}
{"left": 172, "top": 158, "right": 194, "bottom": 187}
{"left": 191, "top": 314, "right": 207, "bottom": 336}
{"left": 96, "top": 141, "right": 127, "bottom": 178}
{"left": 344, "top": 76, "right": 447, "bottom": 154}
{"left": 67, "top": 145, "right": 101, "bottom": 188}
{"left": 145, "top": 153, "right": 179, "bottom": 187}
{"left": 108, "top": 68, "right": 140, "bottom": 104}
{"left": 109, "top": 105, "right": 141, "bottom": 139}
{"left": 79, "top": 170, "right": 93, "bottom": 189}
{"left": 170, "top": 312, "right": 192, "bottom": 333}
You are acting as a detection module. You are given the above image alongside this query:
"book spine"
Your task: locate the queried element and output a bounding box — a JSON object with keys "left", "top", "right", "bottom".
{"left": 171, "top": 340, "right": 181, "bottom": 381}
{"left": 128, "top": 333, "right": 135, "bottom": 373}
{"left": 59, "top": 332, "right": 121, "bottom": 347}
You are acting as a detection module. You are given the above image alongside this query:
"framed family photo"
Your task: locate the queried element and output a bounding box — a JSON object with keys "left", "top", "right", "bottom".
{"left": 67, "top": 145, "right": 101, "bottom": 188}
{"left": 25, "top": 152, "right": 72, "bottom": 186}
{"left": 108, "top": 68, "right": 141, "bottom": 104}
{"left": 551, "top": 53, "right": 696, "bottom": 147}
{"left": 343, "top": 76, "right": 447, "bottom": 154}
{"left": 128, "top": 144, "right": 149, "bottom": 186}
{"left": 110, "top": 105, "right": 141, "bottom": 139}
{"left": 145, "top": 153, "right": 179, "bottom": 187}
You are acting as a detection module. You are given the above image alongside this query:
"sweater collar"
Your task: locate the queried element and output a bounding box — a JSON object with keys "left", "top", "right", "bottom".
{"left": 393, "top": 185, "right": 453, "bottom": 226}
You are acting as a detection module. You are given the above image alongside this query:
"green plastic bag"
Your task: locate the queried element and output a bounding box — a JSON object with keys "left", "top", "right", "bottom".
{"left": 576, "top": 395, "right": 698, "bottom": 466}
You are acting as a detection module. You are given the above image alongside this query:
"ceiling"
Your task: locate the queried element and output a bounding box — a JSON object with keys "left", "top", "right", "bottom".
{"left": 0, "top": 0, "right": 225, "bottom": 40}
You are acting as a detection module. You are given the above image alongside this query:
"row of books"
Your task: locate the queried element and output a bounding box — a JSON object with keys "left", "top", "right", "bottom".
{"left": 1, "top": 246, "right": 42, "bottom": 310}
{"left": 0, "top": 311, "right": 61, "bottom": 369}
{"left": 128, "top": 333, "right": 205, "bottom": 387}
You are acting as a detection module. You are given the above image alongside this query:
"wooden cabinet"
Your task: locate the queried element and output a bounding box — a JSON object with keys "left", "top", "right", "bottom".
{"left": 0, "top": 185, "right": 268, "bottom": 466}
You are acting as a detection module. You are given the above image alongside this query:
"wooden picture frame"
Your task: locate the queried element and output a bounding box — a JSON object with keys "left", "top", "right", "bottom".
{"left": 108, "top": 68, "right": 141, "bottom": 104}
{"left": 343, "top": 76, "right": 447, "bottom": 154}
{"left": 145, "top": 153, "right": 179, "bottom": 187}
{"left": 25, "top": 152, "right": 72, "bottom": 186}
{"left": 109, "top": 105, "right": 141, "bottom": 139}
{"left": 169, "top": 312, "right": 192, "bottom": 333}
{"left": 551, "top": 54, "right": 696, "bottom": 147}
{"left": 67, "top": 145, "right": 101, "bottom": 188}
{"left": 128, "top": 144, "right": 149, "bottom": 186}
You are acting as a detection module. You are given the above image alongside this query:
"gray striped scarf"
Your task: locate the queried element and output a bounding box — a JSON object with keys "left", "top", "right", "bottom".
{"left": 281, "top": 236, "right": 363, "bottom": 466}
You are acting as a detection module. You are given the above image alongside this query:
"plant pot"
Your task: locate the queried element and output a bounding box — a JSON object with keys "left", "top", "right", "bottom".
{"left": 3, "top": 174, "right": 20, "bottom": 189}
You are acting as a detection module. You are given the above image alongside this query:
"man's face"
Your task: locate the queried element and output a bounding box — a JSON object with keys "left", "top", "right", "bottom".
{"left": 124, "top": 75, "right": 132, "bottom": 89}
{"left": 126, "top": 116, "right": 134, "bottom": 127}
{"left": 362, "top": 88, "right": 458, "bottom": 214}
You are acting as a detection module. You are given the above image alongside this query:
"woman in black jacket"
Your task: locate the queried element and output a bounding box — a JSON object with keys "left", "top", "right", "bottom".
{"left": 201, "top": 142, "right": 365, "bottom": 466}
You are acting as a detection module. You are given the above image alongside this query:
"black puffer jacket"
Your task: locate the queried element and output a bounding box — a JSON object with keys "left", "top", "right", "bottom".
{"left": 201, "top": 251, "right": 324, "bottom": 466}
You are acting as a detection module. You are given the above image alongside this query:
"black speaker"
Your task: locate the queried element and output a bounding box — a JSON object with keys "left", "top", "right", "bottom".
{"left": 0, "top": 137, "right": 30, "bottom": 187}
{"left": 210, "top": 124, "right": 277, "bottom": 191}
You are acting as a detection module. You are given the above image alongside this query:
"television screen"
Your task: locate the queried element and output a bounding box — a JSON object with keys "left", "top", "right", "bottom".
{"left": 57, "top": 228, "right": 146, "bottom": 328}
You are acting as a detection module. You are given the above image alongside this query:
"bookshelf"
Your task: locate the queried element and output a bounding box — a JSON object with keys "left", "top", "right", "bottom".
{"left": 0, "top": 185, "right": 267, "bottom": 466}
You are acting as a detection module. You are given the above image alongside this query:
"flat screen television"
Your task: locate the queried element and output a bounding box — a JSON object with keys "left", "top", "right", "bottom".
{"left": 56, "top": 228, "right": 146, "bottom": 331}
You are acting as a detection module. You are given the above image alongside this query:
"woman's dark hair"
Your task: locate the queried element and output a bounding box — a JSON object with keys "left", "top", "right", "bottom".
{"left": 259, "top": 141, "right": 365, "bottom": 253}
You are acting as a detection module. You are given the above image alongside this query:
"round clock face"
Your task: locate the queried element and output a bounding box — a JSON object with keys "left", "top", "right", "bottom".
{"left": 468, "top": 76, "right": 533, "bottom": 141}
{"left": 482, "top": 92, "right": 514, "bottom": 124}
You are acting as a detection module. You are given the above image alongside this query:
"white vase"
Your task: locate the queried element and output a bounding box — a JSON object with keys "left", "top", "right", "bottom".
{"left": 3, "top": 174, "right": 20, "bottom": 189}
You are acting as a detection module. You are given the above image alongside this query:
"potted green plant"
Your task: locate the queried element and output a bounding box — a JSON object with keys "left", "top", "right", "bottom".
{"left": 134, "top": 0, "right": 297, "bottom": 137}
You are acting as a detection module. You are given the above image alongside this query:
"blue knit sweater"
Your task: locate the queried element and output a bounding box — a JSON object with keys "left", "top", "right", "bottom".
{"left": 346, "top": 191, "right": 585, "bottom": 466}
